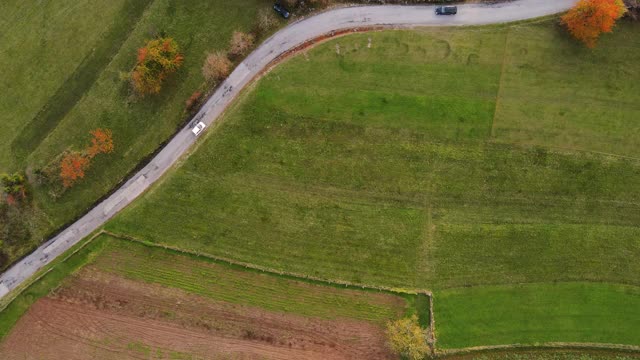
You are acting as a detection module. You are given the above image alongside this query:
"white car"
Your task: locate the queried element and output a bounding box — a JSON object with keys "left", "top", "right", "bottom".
{"left": 191, "top": 121, "right": 206, "bottom": 136}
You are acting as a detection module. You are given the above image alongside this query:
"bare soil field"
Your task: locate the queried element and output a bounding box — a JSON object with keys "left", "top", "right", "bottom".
{"left": 0, "top": 268, "right": 396, "bottom": 359}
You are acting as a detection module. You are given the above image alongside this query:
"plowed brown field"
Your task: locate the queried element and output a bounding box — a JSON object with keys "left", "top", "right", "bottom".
{"left": 0, "top": 269, "right": 396, "bottom": 359}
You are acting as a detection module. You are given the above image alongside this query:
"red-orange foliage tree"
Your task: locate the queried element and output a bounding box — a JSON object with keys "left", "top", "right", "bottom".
{"left": 562, "top": 0, "right": 627, "bottom": 48}
{"left": 59, "top": 128, "right": 115, "bottom": 188}
{"left": 88, "top": 128, "right": 114, "bottom": 157}
{"left": 131, "top": 37, "right": 184, "bottom": 96}
{"left": 60, "top": 151, "right": 90, "bottom": 188}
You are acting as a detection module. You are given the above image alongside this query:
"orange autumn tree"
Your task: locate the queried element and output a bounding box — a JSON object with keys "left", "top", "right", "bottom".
{"left": 60, "top": 151, "right": 90, "bottom": 188}
{"left": 562, "top": 0, "right": 627, "bottom": 48}
{"left": 88, "top": 128, "right": 114, "bottom": 157}
{"left": 59, "top": 128, "right": 115, "bottom": 188}
{"left": 131, "top": 37, "right": 184, "bottom": 96}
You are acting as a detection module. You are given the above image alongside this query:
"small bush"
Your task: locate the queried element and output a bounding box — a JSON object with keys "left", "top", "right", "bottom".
{"left": 0, "top": 250, "right": 8, "bottom": 269}
{"left": 386, "top": 315, "right": 430, "bottom": 360}
{"left": 185, "top": 91, "right": 203, "bottom": 112}
{"left": 35, "top": 153, "right": 67, "bottom": 199}
{"left": 1, "top": 173, "right": 28, "bottom": 202}
{"left": 228, "top": 31, "right": 255, "bottom": 59}
{"left": 0, "top": 203, "right": 31, "bottom": 247}
{"left": 255, "top": 9, "right": 279, "bottom": 35}
{"left": 202, "top": 52, "right": 232, "bottom": 83}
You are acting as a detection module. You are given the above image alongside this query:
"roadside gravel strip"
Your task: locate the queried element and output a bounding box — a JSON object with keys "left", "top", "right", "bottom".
{"left": 0, "top": 0, "right": 576, "bottom": 300}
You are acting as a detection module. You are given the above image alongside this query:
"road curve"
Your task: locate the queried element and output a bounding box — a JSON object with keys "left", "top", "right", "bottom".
{"left": 0, "top": 0, "right": 576, "bottom": 300}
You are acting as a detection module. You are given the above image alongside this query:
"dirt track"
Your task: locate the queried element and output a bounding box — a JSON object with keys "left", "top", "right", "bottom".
{"left": 0, "top": 269, "right": 396, "bottom": 359}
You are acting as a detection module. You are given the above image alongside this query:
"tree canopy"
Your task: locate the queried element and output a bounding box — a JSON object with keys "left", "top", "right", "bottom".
{"left": 562, "top": 0, "right": 627, "bottom": 48}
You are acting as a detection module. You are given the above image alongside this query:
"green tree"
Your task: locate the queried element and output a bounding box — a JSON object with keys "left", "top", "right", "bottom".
{"left": 1, "top": 172, "right": 27, "bottom": 202}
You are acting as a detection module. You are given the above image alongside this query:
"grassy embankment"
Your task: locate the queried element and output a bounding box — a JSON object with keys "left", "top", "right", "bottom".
{"left": 0, "top": 0, "right": 281, "bottom": 269}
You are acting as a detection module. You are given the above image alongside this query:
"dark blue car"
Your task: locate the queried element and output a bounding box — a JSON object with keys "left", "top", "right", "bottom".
{"left": 435, "top": 6, "right": 457, "bottom": 15}
{"left": 273, "top": 3, "right": 290, "bottom": 19}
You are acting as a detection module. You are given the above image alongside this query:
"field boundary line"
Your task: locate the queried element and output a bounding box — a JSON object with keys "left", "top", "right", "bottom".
{"left": 421, "top": 199, "right": 438, "bottom": 355}
{"left": 429, "top": 287, "right": 437, "bottom": 356}
{"left": 437, "top": 342, "right": 640, "bottom": 356}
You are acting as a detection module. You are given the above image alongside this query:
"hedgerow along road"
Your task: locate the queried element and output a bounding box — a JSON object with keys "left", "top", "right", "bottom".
{"left": 0, "top": 0, "right": 576, "bottom": 300}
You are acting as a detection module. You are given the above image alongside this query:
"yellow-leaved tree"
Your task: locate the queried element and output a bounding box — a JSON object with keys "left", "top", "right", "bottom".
{"left": 386, "top": 315, "right": 430, "bottom": 360}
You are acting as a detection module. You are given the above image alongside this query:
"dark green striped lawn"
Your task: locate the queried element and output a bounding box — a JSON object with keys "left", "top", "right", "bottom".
{"left": 436, "top": 283, "right": 640, "bottom": 349}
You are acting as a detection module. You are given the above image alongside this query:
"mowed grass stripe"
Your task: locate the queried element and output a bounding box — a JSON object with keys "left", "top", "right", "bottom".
{"left": 0, "top": 0, "right": 127, "bottom": 170}
{"left": 10, "top": 0, "right": 154, "bottom": 161}
{"left": 93, "top": 236, "right": 409, "bottom": 323}
{"left": 435, "top": 283, "right": 640, "bottom": 349}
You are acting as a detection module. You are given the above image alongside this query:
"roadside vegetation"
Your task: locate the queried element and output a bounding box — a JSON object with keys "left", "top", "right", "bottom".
{"left": 0, "top": 0, "right": 285, "bottom": 271}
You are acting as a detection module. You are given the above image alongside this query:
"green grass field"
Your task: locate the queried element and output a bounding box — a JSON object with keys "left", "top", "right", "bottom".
{"left": 443, "top": 350, "right": 640, "bottom": 360}
{"left": 104, "top": 20, "right": 640, "bottom": 349}
{"left": 108, "top": 23, "right": 640, "bottom": 289}
{"left": 4, "top": 10, "right": 640, "bottom": 353}
{"left": 0, "top": 0, "right": 281, "bottom": 270}
{"left": 435, "top": 283, "right": 640, "bottom": 349}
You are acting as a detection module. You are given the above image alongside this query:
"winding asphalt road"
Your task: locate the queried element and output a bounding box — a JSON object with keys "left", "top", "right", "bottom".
{"left": 0, "top": 0, "right": 576, "bottom": 300}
